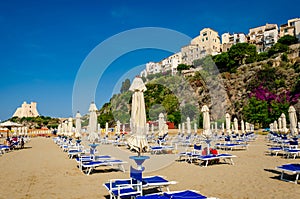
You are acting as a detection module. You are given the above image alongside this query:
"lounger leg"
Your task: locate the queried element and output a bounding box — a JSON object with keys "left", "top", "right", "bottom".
{"left": 295, "top": 173, "right": 299, "bottom": 184}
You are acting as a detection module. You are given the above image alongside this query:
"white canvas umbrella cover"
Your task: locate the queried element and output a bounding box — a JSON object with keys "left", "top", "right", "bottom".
{"left": 158, "top": 113, "right": 165, "bottom": 137}
{"left": 234, "top": 117, "right": 239, "bottom": 135}
{"left": 187, "top": 117, "right": 191, "bottom": 135}
{"left": 201, "top": 105, "right": 211, "bottom": 137}
{"left": 75, "top": 111, "right": 82, "bottom": 138}
{"left": 281, "top": 113, "right": 288, "bottom": 133}
{"left": 127, "top": 77, "right": 149, "bottom": 153}
{"left": 88, "top": 102, "right": 99, "bottom": 142}
{"left": 288, "top": 106, "right": 297, "bottom": 136}
{"left": 241, "top": 120, "right": 245, "bottom": 134}
{"left": 225, "top": 113, "right": 231, "bottom": 134}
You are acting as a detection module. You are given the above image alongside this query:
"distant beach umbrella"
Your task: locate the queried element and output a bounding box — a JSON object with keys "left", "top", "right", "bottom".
{"left": 215, "top": 122, "right": 218, "bottom": 134}
{"left": 105, "top": 122, "right": 108, "bottom": 136}
{"left": 201, "top": 105, "right": 211, "bottom": 137}
{"left": 288, "top": 106, "right": 297, "bottom": 136}
{"left": 281, "top": 113, "right": 288, "bottom": 133}
{"left": 123, "top": 124, "right": 126, "bottom": 134}
{"left": 151, "top": 123, "right": 154, "bottom": 135}
{"left": 178, "top": 124, "right": 181, "bottom": 134}
{"left": 278, "top": 117, "right": 282, "bottom": 133}
{"left": 146, "top": 123, "right": 149, "bottom": 135}
{"left": 181, "top": 122, "right": 185, "bottom": 135}
{"left": 126, "top": 77, "right": 149, "bottom": 154}
{"left": 241, "top": 120, "right": 245, "bottom": 134}
{"left": 88, "top": 101, "right": 99, "bottom": 143}
{"left": 222, "top": 123, "right": 224, "bottom": 133}
{"left": 269, "top": 123, "right": 274, "bottom": 132}
{"left": 68, "top": 117, "right": 73, "bottom": 137}
{"left": 225, "top": 113, "right": 231, "bottom": 135}
{"left": 234, "top": 118, "right": 239, "bottom": 135}
{"left": 273, "top": 121, "right": 278, "bottom": 132}
{"left": 158, "top": 113, "right": 165, "bottom": 137}
{"left": 194, "top": 123, "right": 197, "bottom": 134}
{"left": 75, "top": 111, "right": 82, "bottom": 138}
{"left": 187, "top": 117, "right": 191, "bottom": 135}
{"left": 116, "top": 120, "right": 121, "bottom": 135}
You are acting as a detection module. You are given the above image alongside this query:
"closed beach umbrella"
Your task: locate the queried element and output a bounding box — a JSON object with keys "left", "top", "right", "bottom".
{"left": 88, "top": 102, "right": 98, "bottom": 142}
{"left": 181, "top": 122, "right": 185, "bottom": 135}
{"left": 194, "top": 123, "right": 197, "bottom": 134}
{"left": 201, "top": 105, "right": 211, "bottom": 137}
{"left": 116, "top": 120, "right": 121, "bottom": 135}
{"left": 234, "top": 117, "right": 239, "bottom": 135}
{"left": 105, "top": 122, "right": 108, "bottom": 136}
{"left": 68, "top": 117, "right": 73, "bottom": 137}
{"left": 241, "top": 120, "right": 245, "bottom": 134}
{"left": 146, "top": 123, "right": 149, "bottom": 135}
{"left": 225, "top": 113, "right": 231, "bottom": 135}
{"left": 178, "top": 124, "right": 181, "bottom": 134}
{"left": 215, "top": 122, "right": 218, "bottom": 134}
{"left": 222, "top": 122, "right": 224, "bottom": 133}
{"left": 126, "top": 77, "right": 149, "bottom": 154}
{"left": 278, "top": 117, "right": 282, "bottom": 132}
{"left": 187, "top": 117, "right": 191, "bottom": 135}
{"left": 75, "top": 111, "right": 82, "bottom": 138}
{"left": 281, "top": 113, "right": 288, "bottom": 133}
{"left": 288, "top": 106, "right": 297, "bottom": 136}
{"left": 158, "top": 113, "right": 165, "bottom": 137}
{"left": 273, "top": 120, "right": 278, "bottom": 132}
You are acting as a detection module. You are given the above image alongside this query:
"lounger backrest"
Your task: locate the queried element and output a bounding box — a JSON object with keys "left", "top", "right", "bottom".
{"left": 130, "top": 166, "right": 142, "bottom": 182}
{"left": 194, "top": 144, "right": 202, "bottom": 151}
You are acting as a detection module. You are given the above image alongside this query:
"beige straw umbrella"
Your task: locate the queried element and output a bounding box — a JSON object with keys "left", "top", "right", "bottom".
{"left": 75, "top": 111, "right": 82, "bottom": 138}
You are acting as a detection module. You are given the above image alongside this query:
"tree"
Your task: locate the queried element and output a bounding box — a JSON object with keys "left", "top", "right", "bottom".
{"left": 268, "top": 43, "right": 288, "bottom": 56}
{"left": 177, "top": 64, "right": 191, "bottom": 73}
{"left": 120, "top": 79, "right": 131, "bottom": 93}
{"left": 228, "top": 43, "right": 257, "bottom": 66}
{"left": 278, "top": 35, "right": 298, "bottom": 45}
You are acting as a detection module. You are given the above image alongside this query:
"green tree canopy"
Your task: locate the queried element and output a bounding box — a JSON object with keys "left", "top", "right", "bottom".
{"left": 278, "top": 35, "right": 298, "bottom": 45}
{"left": 120, "top": 79, "right": 131, "bottom": 93}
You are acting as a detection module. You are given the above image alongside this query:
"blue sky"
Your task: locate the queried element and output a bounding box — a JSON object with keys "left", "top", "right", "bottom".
{"left": 0, "top": 0, "right": 299, "bottom": 121}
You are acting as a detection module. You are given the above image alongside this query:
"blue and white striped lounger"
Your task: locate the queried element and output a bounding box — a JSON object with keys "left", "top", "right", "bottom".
{"left": 276, "top": 163, "right": 300, "bottom": 184}
{"left": 197, "top": 154, "right": 236, "bottom": 167}
{"left": 136, "top": 190, "right": 207, "bottom": 199}
{"left": 81, "top": 159, "right": 127, "bottom": 175}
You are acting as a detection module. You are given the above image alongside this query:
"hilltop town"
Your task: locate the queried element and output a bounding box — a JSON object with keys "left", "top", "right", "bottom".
{"left": 140, "top": 18, "right": 300, "bottom": 77}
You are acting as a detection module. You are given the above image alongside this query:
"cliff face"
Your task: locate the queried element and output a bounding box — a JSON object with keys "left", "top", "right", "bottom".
{"left": 190, "top": 44, "right": 300, "bottom": 121}
{"left": 98, "top": 44, "right": 300, "bottom": 125}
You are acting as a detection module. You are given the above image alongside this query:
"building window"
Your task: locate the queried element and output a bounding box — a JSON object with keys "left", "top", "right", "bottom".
{"left": 203, "top": 32, "right": 207, "bottom": 36}
{"left": 206, "top": 37, "right": 208, "bottom": 40}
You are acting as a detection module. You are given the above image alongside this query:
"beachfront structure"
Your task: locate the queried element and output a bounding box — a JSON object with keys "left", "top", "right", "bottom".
{"left": 248, "top": 23, "right": 279, "bottom": 52}
{"left": 280, "top": 18, "right": 300, "bottom": 41}
{"left": 221, "top": 32, "right": 247, "bottom": 52}
{"left": 13, "top": 101, "right": 39, "bottom": 118}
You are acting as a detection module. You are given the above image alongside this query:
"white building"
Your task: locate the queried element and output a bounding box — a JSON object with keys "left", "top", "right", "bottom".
{"left": 221, "top": 32, "right": 247, "bottom": 52}
{"left": 161, "top": 52, "right": 182, "bottom": 75}
{"left": 280, "top": 18, "right": 300, "bottom": 41}
{"left": 13, "top": 101, "right": 39, "bottom": 118}
{"left": 248, "top": 23, "right": 278, "bottom": 52}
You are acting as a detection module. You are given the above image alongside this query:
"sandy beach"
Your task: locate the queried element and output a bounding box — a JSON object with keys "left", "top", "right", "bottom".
{"left": 1, "top": 134, "right": 300, "bottom": 199}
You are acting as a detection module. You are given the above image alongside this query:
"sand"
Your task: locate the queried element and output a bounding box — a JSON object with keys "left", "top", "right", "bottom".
{"left": 0, "top": 134, "right": 300, "bottom": 199}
